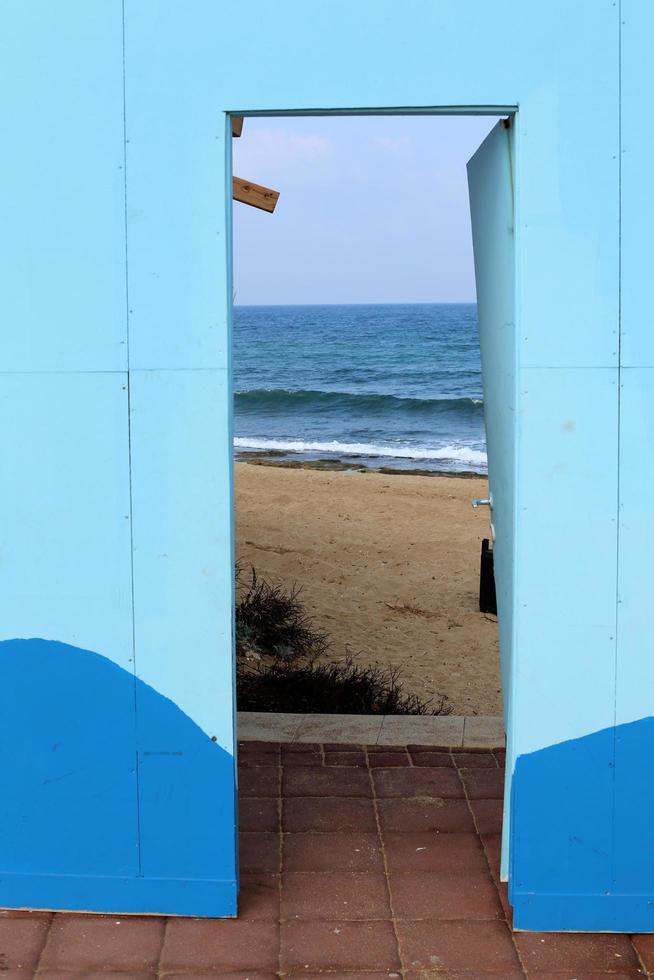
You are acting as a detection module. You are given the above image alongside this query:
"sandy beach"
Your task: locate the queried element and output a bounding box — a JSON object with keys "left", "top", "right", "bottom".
{"left": 235, "top": 462, "right": 501, "bottom": 715}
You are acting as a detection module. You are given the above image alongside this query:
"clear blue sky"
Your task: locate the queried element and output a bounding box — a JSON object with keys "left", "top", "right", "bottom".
{"left": 232, "top": 114, "right": 498, "bottom": 306}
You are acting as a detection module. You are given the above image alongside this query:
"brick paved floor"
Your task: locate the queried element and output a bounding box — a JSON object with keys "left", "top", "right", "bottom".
{"left": 1, "top": 741, "right": 652, "bottom": 978}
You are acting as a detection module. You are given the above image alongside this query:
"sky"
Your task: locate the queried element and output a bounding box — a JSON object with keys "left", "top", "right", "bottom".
{"left": 232, "top": 114, "right": 499, "bottom": 306}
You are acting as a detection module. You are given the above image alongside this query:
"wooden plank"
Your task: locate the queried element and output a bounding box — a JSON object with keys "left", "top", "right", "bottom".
{"left": 233, "top": 176, "right": 279, "bottom": 213}
{"left": 231, "top": 115, "right": 243, "bottom": 137}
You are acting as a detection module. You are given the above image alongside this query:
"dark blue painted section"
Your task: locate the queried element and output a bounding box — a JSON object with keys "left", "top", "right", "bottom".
{"left": 511, "top": 716, "right": 654, "bottom": 932}
{"left": 0, "top": 639, "right": 140, "bottom": 879}
{"left": 135, "top": 658, "right": 237, "bottom": 881}
{"left": 613, "top": 715, "right": 654, "bottom": 901}
{"left": 0, "top": 639, "right": 237, "bottom": 916}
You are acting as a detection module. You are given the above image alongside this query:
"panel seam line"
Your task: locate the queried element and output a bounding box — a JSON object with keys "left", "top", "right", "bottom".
{"left": 121, "top": 0, "right": 143, "bottom": 879}
{"left": 610, "top": 0, "right": 623, "bottom": 892}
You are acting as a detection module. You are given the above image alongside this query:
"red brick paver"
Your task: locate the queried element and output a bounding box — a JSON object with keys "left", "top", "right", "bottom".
{"left": 283, "top": 765, "right": 371, "bottom": 797}
{"left": 0, "top": 741, "right": 651, "bottom": 978}
{"left": 382, "top": 830, "right": 487, "bottom": 873}
{"left": 323, "top": 749, "right": 367, "bottom": 766}
{"left": 0, "top": 916, "right": 51, "bottom": 973}
{"left": 239, "top": 830, "right": 281, "bottom": 872}
{"left": 468, "top": 796, "right": 504, "bottom": 834}
{"left": 371, "top": 765, "right": 465, "bottom": 798}
{"left": 283, "top": 831, "right": 384, "bottom": 872}
{"left": 39, "top": 913, "right": 165, "bottom": 972}
{"left": 453, "top": 748, "right": 500, "bottom": 768}
{"left": 240, "top": 796, "right": 281, "bottom": 832}
{"left": 368, "top": 748, "right": 412, "bottom": 767}
{"left": 409, "top": 748, "right": 454, "bottom": 767}
{"left": 282, "top": 871, "right": 390, "bottom": 920}
{"left": 514, "top": 930, "right": 642, "bottom": 974}
{"left": 160, "top": 917, "right": 279, "bottom": 973}
{"left": 239, "top": 873, "right": 281, "bottom": 920}
{"left": 397, "top": 918, "right": 524, "bottom": 973}
{"left": 377, "top": 796, "right": 475, "bottom": 832}
{"left": 634, "top": 934, "right": 654, "bottom": 973}
{"left": 283, "top": 795, "right": 377, "bottom": 832}
{"left": 281, "top": 919, "right": 401, "bottom": 972}
{"left": 459, "top": 765, "right": 506, "bottom": 799}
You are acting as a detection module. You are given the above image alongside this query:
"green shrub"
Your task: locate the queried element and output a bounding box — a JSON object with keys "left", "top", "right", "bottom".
{"left": 237, "top": 653, "right": 451, "bottom": 716}
{"left": 236, "top": 566, "right": 328, "bottom": 662}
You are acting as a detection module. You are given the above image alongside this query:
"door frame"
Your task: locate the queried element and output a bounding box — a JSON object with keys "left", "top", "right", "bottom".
{"left": 227, "top": 105, "right": 520, "bottom": 883}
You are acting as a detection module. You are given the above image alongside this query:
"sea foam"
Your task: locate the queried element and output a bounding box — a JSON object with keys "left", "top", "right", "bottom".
{"left": 234, "top": 436, "right": 487, "bottom": 467}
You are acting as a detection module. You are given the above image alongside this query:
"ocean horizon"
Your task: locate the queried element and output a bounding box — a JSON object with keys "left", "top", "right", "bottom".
{"left": 233, "top": 302, "right": 487, "bottom": 474}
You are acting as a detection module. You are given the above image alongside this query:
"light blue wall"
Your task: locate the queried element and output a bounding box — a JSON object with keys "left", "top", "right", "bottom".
{"left": 0, "top": 0, "right": 651, "bottom": 929}
{"left": 0, "top": 1, "right": 237, "bottom": 917}
{"left": 611, "top": 0, "right": 654, "bottom": 923}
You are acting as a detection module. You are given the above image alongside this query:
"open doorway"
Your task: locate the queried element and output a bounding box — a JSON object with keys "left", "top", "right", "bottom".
{"left": 231, "top": 113, "right": 511, "bottom": 720}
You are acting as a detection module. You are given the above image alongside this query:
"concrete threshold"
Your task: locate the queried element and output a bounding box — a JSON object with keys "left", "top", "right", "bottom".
{"left": 237, "top": 712, "right": 504, "bottom": 748}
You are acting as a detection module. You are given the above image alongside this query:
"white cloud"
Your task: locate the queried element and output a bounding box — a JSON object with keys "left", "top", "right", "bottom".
{"left": 234, "top": 127, "right": 335, "bottom": 172}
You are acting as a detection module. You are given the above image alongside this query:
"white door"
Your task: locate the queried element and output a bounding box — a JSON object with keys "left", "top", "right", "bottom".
{"left": 467, "top": 119, "right": 516, "bottom": 880}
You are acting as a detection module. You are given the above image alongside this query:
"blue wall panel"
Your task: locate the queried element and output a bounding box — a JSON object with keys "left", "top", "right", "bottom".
{"left": 0, "top": 374, "right": 139, "bottom": 905}
{"left": 0, "top": 0, "right": 649, "bottom": 928}
{"left": 516, "top": 61, "right": 620, "bottom": 370}
{"left": 510, "top": 719, "right": 654, "bottom": 932}
{"left": 123, "top": 0, "right": 238, "bottom": 902}
{"left": 510, "top": 367, "right": 620, "bottom": 929}
{"left": 0, "top": 2, "right": 127, "bottom": 373}
{"left": 129, "top": 369, "right": 237, "bottom": 891}
{"left": 0, "top": 374, "right": 134, "bottom": 668}
{"left": 0, "top": 640, "right": 139, "bottom": 879}
{"left": 512, "top": 368, "right": 619, "bottom": 758}
{"left": 620, "top": 1, "right": 654, "bottom": 366}
{"left": 605, "top": 1, "right": 654, "bottom": 930}
{"left": 0, "top": 2, "right": 238, "bottom": 915}
{"left": 0, "top": 641, "right": 236, "bottom": 916}
{"left": 615, "top": 368, "right": 654, "bottom": 732}
{"left": 123, "top": 5, "right": 232, "bottom": 372}
{"left": 613, "top": 368, "right": 654, "bottom": 902}
{"left": 129, "top": 370, "right": 235, "bottom": 748}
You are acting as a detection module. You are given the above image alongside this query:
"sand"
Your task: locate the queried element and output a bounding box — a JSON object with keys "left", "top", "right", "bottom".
{"left": 235, "top": 462, "right": 502, "bottom": 716}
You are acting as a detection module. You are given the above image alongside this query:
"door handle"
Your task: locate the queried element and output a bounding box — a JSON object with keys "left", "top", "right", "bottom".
{"left": 472, "top": 498, "right": 491, "bottom": 509}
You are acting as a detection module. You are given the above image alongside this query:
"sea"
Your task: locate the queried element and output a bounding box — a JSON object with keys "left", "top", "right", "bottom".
{"left": 233, "top": 303, "right": 487, "bottom": 475}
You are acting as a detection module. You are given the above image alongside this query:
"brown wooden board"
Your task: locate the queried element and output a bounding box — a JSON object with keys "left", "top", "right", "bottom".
{"left": 233, "top": 176, "right": 280, "bottom": 213}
